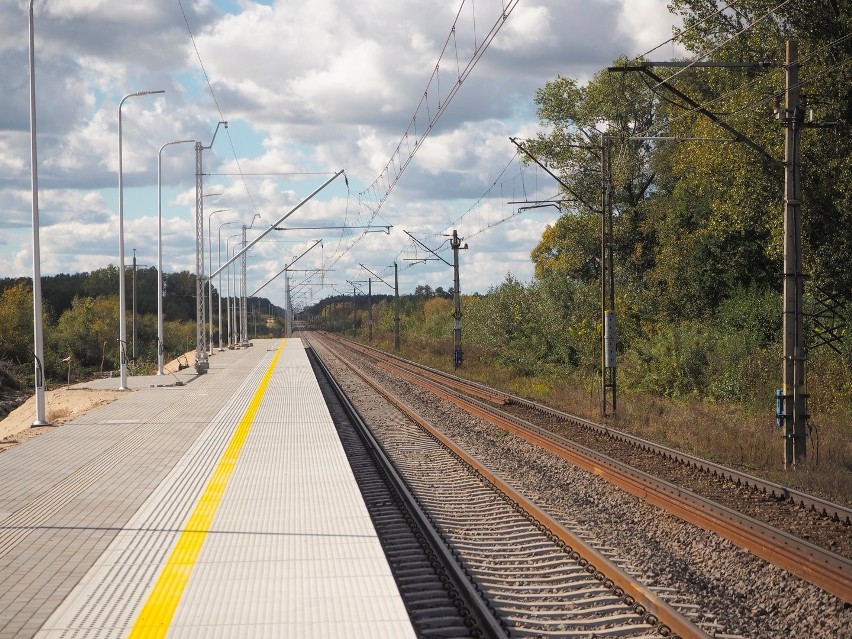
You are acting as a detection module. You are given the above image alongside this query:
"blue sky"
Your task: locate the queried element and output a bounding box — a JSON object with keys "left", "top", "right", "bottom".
{"left": 1, "top": 0, "right": 681, "bottom": 306}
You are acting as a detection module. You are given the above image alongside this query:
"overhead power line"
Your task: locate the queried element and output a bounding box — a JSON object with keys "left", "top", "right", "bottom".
{"left": 323, "top": 0, "right": 521, "bottom": 273}
{"left": 176, "top": 0, "right": 266, "bottom": 226}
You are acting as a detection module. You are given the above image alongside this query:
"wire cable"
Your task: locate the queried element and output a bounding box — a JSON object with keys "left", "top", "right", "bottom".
{"left": 177, "top": 0, "right": 265, "bottom": 225}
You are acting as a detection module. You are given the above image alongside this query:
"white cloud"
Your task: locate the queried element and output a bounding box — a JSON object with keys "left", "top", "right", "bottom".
{"left": 0, "top": 0, "right": 680, "bottom": 296}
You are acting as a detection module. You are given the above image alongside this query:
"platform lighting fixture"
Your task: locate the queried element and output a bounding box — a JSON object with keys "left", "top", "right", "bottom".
{"left": 117, "top": 89, "right": 164, "bottom": 389}
{"left": 207, "top": 209, "right": 230, "bottom": 354}
{"left": 157, "top": 139, "right": 195, "bottom": 375}
{"left": 217, "top": 221, "right": 240, "bottom": 350}
{"left": 28, "top": 0, "right": 49, "bottom": 426}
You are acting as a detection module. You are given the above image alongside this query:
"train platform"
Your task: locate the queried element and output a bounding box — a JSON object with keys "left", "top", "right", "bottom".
{"left": 0, "top": 338, "right": 415, "bottom": 638}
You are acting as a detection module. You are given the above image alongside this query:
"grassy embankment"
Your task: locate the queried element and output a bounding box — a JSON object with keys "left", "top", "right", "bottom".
{"left": 355, "top": 330, "right": 851, "bottom": 507}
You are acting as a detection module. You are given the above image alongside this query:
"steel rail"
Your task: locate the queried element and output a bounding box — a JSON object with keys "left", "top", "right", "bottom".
{"left": 369, "top": 351, "right": 852, "bottom": 605}
{"left": 325, "top": 333, "right": 852, "bottom": 525}
{"left": 307, "top": 344, "right": 508, "bottom": 638}
{"left": 312, "top": 335, "right": 711, "bottom": 638}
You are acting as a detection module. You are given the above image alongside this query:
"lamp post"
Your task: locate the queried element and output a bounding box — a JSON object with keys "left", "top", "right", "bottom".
{"left": 157, "top": 138, "right": 194, "bottom": 375}
{"left": 218, "top": 221, "right": 240, "bottom": 350}
{"left": 227, "top": 234, "right": 242, "bottom": 347}
{"left": 118, "top": 89, "right": 164, "bottom": 389}
{"left": 28, "top": 0, "right": 49, "bottom": 426}
{"left": 233, "top": 240, "right": 246, "bottom": 345}
{"left": 207, "top": 209, "right": 229, "bottom": 355}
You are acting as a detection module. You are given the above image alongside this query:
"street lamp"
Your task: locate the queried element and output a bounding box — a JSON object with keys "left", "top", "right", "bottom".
{"left": 218, "top": 221, "right": 240, "bottom": 350}
{"left": 118, "top": 89, "right": 164, "bottom": 389}
{"left": 157, "top": 138, "right": 194, "bottom": 375}
{"left": 207, "top": 208, "right": 229, "bottom": 355}
{"left": 227, "top": 234, "right": 243, "bottom": 347}
{"left": 28, "top": 0, "right": 49, "bottom": 426}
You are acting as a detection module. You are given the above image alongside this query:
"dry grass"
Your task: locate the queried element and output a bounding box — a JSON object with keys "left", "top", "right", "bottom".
{"left": 364, "top": 332, "right": 852, "bottom": 506}
{"left": 45, "top": 406, "right": 72, "bottom": 424}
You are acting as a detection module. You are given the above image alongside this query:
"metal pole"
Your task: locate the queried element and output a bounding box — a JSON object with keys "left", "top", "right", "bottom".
{"left": 226, "top": 246, "right": 231, "bottom": 347}
{"left": 118, "top": 99, "right": 128, "bottom": 388}
{"left": 394, "top": 262, "right": 400, "bottom": 351}
{"left": 285, "top": 270, "right": 292, "bottom": 337}
{"left": 600, "top": 136, "right": 617, "bottom": 416}
{"left": 157, "top": 139, "right": 194, "bottom": 375}
{"left": 157, "top": 148, "right": 164, "bottom": 374}
{"left": 28, "top": 0, "right": 49, "bottom": 426}
{"left": 217, "top": 222, "right": 238, "bottom": 350}
{"left": 782, "top": 39, "right": 807, "bottom": 468}
{"left": 241, "top": 226, "right": 248, "bottom": 345}
{"left": 218, "top": 233, "right": 224, "bottom": 350}
{"left": 231, "top": 242, "right": 239, "bottom": 346}
{"left": 194, "top": 142, "right": 208, "bottom": 372}
{"left": 132, "top": 250, "right": 137, "bottom": 360}
{"left": 368, "top": 278, "right": 373, "bottom": 342}
{"left": 234, "top": 243, "right": 240, "bottom": 346}
{"left": 451, "top": 230, "right": 463, "bottom": 369}
{"left": 208, "top": 221, "right": 213, "bottom": 355}
{"left": 206, "top": 210, "right": 229, "bottom": 354}
{"left": 117, "top": 90, "right": 164, "bottom": 389}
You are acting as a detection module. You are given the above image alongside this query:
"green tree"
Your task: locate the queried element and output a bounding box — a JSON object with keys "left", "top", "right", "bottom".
{"left": 527, "top": 63, "right": 661, "bottom": 284}
{"left": 667, "top": 0, "right": 852, "bottom": 297}
{"left": 50, "top": 296, "right": 120, "bottom": 372}
{"left": 0, "top": 282, "right": 35, "bottom": 365}
{"left": 81, "top": 265, "right": 120, "bottom": 299}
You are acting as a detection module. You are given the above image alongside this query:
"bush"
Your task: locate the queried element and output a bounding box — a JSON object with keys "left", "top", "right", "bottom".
{"left": 621, "top": 322, "right": 710, "bottom": 399}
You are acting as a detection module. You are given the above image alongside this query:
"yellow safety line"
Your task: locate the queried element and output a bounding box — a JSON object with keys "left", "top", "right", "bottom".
{"left": 127, "top": 339, "right": 286, "bottom": 638}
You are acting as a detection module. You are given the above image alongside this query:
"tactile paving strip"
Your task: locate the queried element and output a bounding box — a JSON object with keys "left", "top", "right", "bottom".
{"left": 34, "top": 340, "right": 413, "bottom": 639}
{"left": 0, "top": 345, "right": 272, "bottom": 638}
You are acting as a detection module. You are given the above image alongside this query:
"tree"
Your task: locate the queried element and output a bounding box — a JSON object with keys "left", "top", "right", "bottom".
{"left": 163, "top": 271, "right": 197, "bottom": 321}
{"left": 414, "top": 284, "right": 434, "bottom": 298}
{"left": 667, "top": 0, "right": 852, "bottom": 297}
{"left": 0, "top": 283, "right": 34, "bottom": 365}
{"left": 50, "top": 296, "right": 120, "bottom": 372}
{"left": 526, "top": 60, "right": 661, "bottom": 285}
{"left": 40, "top": 272, "right": 88, "bottom": 316}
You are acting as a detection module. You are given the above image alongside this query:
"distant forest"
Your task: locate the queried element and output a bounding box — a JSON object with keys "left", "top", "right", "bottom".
{"left": 0, "top": 266, "right": 283, "bottom": 394}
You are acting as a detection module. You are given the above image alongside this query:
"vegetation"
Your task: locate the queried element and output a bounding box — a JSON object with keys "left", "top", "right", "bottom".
{"left": 0, "top": 267, "right": 284, "bottom": 406}
{"left": 308, "top": 1, "right": 852, "bottom": 501}
{"left": 2, "top": 2, "right": 848, "bottom": 499}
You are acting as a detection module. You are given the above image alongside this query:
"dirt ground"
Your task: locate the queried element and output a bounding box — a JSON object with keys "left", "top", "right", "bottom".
{"left": 0, "top": 351, "right": 197, "bottom": 452}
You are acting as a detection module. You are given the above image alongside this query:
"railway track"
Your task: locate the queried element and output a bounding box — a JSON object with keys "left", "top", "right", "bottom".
{"left": 308, "top": 347, "right": 504, "bottom": 638}
{"left": 308, "top": 335, "right": 716, "bottom": 638}
{"left": 315, "top": 332, "right": 852, "bottom": 606}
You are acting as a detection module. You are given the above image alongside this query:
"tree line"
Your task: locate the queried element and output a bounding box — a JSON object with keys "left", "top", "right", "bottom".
{"left": 0, "top": 266, "right": 283, "bottom": 395}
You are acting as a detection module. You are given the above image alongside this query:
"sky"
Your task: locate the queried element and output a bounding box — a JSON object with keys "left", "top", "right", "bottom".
{"left": 1, "top": 0, "right": 683, "bottom": 308}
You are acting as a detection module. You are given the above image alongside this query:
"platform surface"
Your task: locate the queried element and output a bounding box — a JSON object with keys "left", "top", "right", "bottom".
{"left": 0, "top": 338, "right": 414, "bottom": 638}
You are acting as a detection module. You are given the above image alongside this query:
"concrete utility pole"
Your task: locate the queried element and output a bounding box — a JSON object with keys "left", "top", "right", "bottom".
{"left": 402, "top": 229, "right": 465, "bottom": 367}
{"left": 780, "top": 39, "right": 807, "bottom": 468}
{"left": 609, "top": 56, "right": 812, "bottom": 464}
{"left": 367, "top": 278, "right": 373, "bottom": 342}
{"left": 451, "top": 230, "right": 467, "bottom": 369}
{"left": 601, "top": 136, "right": 616, "bottom": 416}
{"left": 352, "top": 285, "right": 357, "bottom": 336}
{"left": 394, "top": 262, "right": 400, "bottom": 352}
